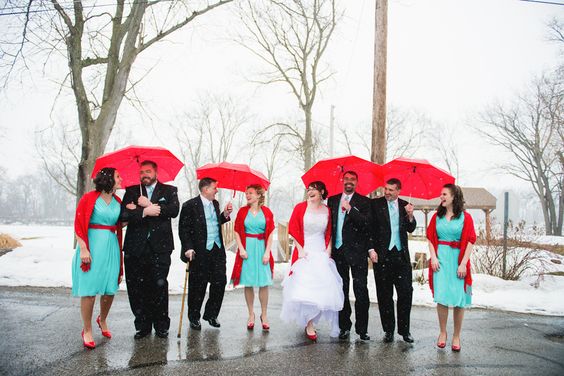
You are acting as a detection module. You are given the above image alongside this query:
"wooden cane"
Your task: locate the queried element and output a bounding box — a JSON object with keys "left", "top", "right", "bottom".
{"left": 177, "top": 262, "right": 190, "bottom": 338}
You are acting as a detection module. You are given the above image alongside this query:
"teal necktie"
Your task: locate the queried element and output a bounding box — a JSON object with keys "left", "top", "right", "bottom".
{"left": 147, "top": 185, "right": 154, "bottom": 200}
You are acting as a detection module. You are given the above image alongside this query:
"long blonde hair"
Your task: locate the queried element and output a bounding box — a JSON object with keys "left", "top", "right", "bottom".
{"left": 246, "top": 184, "right": 265, "bottom": 207}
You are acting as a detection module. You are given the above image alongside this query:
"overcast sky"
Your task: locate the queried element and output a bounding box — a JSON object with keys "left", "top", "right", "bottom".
{"left": 0, "top": 0, "right": 561, "bottom": 218}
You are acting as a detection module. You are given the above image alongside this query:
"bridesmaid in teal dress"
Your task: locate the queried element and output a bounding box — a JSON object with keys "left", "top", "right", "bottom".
{"left": 231, "top": 184, "right": 275, "bottom": 331}
{"left": 428, "top": 184, "right": 475, "bottom": 352}
{"left": 72, "top": 167, "right": 123, "bottom": 349}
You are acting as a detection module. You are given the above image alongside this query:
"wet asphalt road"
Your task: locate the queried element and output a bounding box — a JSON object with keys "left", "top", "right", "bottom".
{"left": 1, "top": 285, "right": 563, "bottom": 376}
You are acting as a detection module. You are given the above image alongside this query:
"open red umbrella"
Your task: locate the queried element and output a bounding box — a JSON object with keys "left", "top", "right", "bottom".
{"left": 301, "top": 155, "right": 383, "bottom": 196}
{"left": 196, "top": 161, "right": 270, "bottom": 194}
{"left": 382, "top": 157, "right": 454, "bottom": 199}
{"left": 91, "top": 146, "right": 184, "bottom": 187}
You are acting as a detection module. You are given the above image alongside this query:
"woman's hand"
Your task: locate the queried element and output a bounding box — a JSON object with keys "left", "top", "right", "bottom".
{"left": 262, "top": 252, "right": 270, "bottom": 265}
{"left": 457, "top": 263, "right": 467, "bottom": 279}
{"left": 240, "top": 248, "right": 248, "bottom": 259}
{"left": 126, "top": 202, "right": 136, "bottom": 210}
{"left": 430, "top": 256, "right": 440, "bottom": 272}
{"left": 79, "top": 246, "right": 91, "bottom": 265}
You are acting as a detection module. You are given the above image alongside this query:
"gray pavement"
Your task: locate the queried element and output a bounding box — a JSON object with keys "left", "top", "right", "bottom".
{"left": 1, "top": 285, "right": 563, "bottom": 376}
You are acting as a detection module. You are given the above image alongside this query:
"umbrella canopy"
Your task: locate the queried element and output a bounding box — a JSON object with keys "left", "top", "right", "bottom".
{"left": 91, "top": 146, "right": 184, "bottom": 187}
{"left": 301, "top": 155, "right": 383, "bottom": 196}
{"left": 196, "top": 161, "right": 270, "bottom": 193}
{"left": 382, "top": 157, "right": 455, "bottom": 199}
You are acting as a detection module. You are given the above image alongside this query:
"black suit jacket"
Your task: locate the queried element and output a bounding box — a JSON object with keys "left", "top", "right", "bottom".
{"left": 327, "top": 192, "right": 372, "bottom": 265}
{"left": 178, "top": 196, "right": 231, "bottom": 263}
{"left": 120, "top": 182, "right": 180, "bottom": 254}
{"left": 370, "top": 197, "right": 416, "bottom": 264}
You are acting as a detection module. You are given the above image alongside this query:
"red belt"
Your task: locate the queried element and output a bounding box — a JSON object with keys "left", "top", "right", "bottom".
{"left": 438, "top": 240, "right": 460, "bottom": 248}
{"left": 89, "top": 224, "right": 117, "bottom": 232}
{"left": 246, "top": 233, "right": 265, "bottom": 240}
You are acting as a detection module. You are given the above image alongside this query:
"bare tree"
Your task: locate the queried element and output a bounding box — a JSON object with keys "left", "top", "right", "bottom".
{"left": 337, "top": 106, "right": 428, "bottom": 161}
{"left": 169, "top": 92, "right": 252, "bottom": 197}
{"left": 426, "top": 122, "right": 460, "bottom": 180}
{"left": 478, "top": 68, "right": 563, "bottom": 235}
{"left": 237, "top": 0, "right": 339, "bottom": 172}
{"left": 1, "top": 0, "right": 233, "bottom": 204}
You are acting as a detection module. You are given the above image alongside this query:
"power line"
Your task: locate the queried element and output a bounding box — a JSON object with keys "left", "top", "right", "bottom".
{"left": 519, "top": 0, "right": 564, "bottom": 5}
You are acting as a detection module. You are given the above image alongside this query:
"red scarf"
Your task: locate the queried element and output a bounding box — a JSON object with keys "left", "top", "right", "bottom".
{"left": 74, "top": 190, "right": 124, "bottom": 283}
{"left": 427, "top": 211, "right": 476, "bottom": 295}
{"left": 288, "top": 201, "right": 332, "bottom": 268}
{"left": 230, "top": 205, "right": 275, "bottom": 287}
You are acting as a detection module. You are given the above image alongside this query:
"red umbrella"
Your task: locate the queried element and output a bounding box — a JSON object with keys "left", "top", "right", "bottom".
{"left": 301, "top": 155, "right": 383, "bottom": 196}
{"left": 196, "top": 161, "right": 270, "bottom": 194}
{"left": 91, "top": 146, "right": 184, "bottom": 187}
{"left": 382, "top": 157, "right": 455, "bottom": 199}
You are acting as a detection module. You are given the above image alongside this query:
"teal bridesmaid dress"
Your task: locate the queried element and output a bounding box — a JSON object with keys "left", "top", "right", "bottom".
{"left": 239, "top": 210, "right": 273, "bottom": 287}
{"left": 433, "top": 215, "right": 472, "bottom": 308}
{"left": 72, "top": 197, "right": 121, "bottom": 296}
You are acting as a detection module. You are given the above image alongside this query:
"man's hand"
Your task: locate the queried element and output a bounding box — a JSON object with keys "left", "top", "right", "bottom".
{"left": 224, "top": 202, "right": 233, "bottom": 217}
{"left": 143, "top": 204, "right": 161, "bottom": 217}
{"left": 341, "top": 198, "right": 351, "bottom": 213}
{"left": 138, "top": 195, "right": 152, "bottom": 208}
{"left": 185, "top": 249, "right": 195, "bottom": 261}
{"left": 405, "top": 203, "right": 414, "bottom": 220}
{"left": 369, "top": 249, "right": 378, "bottom": 264}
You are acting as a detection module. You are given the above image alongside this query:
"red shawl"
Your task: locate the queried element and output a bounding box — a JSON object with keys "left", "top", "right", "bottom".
{"left": 230, "top": 205, "right": 275, "bottom": 287}
{"left": 74, "top": 190, "right": 124, "bottom": 283}
{"left": 427, "top": 211, "right": 476, "bottom": 296}
{"left": 288, "top": 201, "right": 332, "bottom": 267}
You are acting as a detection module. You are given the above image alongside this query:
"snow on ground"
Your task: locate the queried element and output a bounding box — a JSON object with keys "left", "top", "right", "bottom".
{"left": 536, "top": 235, "right": 564, "bottom": 246}
{"left": 1, "top": 225, "right": 564, "bottom": 316}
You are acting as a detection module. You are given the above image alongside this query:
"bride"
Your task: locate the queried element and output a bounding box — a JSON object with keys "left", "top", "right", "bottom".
{"left": 281, "top": 181, "right": 344, "bottom": 341}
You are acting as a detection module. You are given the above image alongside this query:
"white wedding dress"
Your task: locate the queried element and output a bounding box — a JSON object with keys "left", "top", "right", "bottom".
{"left": 280, "top": 208, "right": 344, "bottom": 337}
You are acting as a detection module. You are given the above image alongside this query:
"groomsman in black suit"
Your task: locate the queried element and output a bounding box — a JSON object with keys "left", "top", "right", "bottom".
{"left": 179, "top": 177, "right": 232, "bottom": 330}
{"left": 370, "top": 178, "right": 416, "bottom": 343}
{"left": 327, "top": 171, "right": 372, "bottom": 341}
{"left": 120, "top": 160, "right": 180, "bottom": 339}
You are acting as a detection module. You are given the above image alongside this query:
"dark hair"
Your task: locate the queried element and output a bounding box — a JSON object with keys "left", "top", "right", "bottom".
{"left": 308, "top": 180, "right": 328, "bottom": 200}
{"left": 94, "top": 167, "right": 116, "bottom": 194}
{"left": 140, "top": 160, "right": 158, "bottom": 170}
{"left": 386, "top": 178, "right": 402, "bottom": 190}
{"left": 437, "top": 183, "right": 465, "bottom": 219}
{"left": 199, "top": 177, "right": 217, "bottom": 192}
{"left": 343, "top": 171, "right": 358, "bottom": 179}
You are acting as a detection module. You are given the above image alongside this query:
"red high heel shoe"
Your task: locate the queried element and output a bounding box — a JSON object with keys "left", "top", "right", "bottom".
{"left": 452, "top": 338, "right": 461, "bottom": 352}
{"left": 82, "top": 330, "right": 96, "bottom": 349}
{"left": 305, "top": 328, "right": 317, "bottom": 342}
{"left": 260, "top": 315, "right": 270, "bottom": 331}
{"left": 437, "top": 333, "right": 447, "bottom": 349}
{"left": 247, "top": 313, "right": 255, "bottom": 330}
{"left": 96, "top": 315, "right": 112, "bottom": 339}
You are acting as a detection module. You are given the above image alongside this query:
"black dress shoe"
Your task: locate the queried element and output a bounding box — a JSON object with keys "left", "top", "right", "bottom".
{"left": 155, "top": 329, "right": 168, "bottom": 338}
{"left": 383, "top": 332, "right": 394, "bottom": 343}
{"left": 402, "top": 333, "right": 414, "bottom": 343}
{"left": 206, "top": 318, "right": 221, "bottom": 328}
{"left": 134, "top": 329, "right": 151, "bottom": 339}
{"left": 189, "top": 320, "right": 201, "bottom": 330}
{"left": 338, "top": 330, "right": 350, "bottom": 340}
{"left": 359, "top": 333, "right": 371, "bottom": 341}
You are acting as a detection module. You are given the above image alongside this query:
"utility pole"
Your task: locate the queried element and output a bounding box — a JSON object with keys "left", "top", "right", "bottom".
{"left": 371, "top": 0, "right": 388, "bottom": 165}
{"left": 330, "top": 105, "right": 335, "bottom": 157}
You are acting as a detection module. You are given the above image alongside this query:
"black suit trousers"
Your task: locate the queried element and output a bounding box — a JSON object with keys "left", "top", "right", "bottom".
{"left": 373, "top": 248, "right": 413, "bottom": 335}
{"left": 334, "top": 248, "right": 369, "bottom": 335}
{"left": 124, "top": 243, "right": 171, "bottom": 332}
{"left": 187, "top": 244, "right": 226, "bottom": 321}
